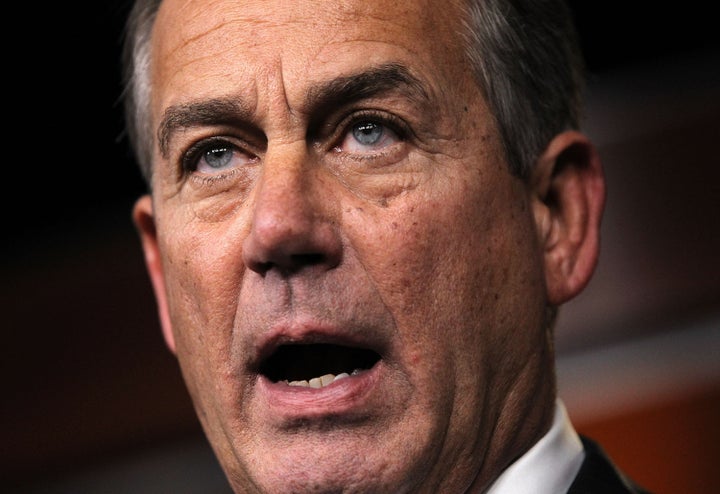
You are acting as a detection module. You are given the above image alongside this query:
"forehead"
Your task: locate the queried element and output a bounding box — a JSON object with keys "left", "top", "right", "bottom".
{"left": 155, "top": 0, "right": 463, "bottom": 47}
{"left": 151, "top": 0, "right": 469, "bottom": 108}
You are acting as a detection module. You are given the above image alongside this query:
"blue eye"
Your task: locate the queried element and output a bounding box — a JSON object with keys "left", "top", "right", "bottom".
{"left": 338, "top": 118, "right": 401, "bottom": 155}
{"left": 204, "top": 146, "right": 234, "bottom": 169}
{"left": 183, "top": 138, "right": 258, "bottom": 175}
{"left": 353, "top": 122, "right": 384, "bottom": 146}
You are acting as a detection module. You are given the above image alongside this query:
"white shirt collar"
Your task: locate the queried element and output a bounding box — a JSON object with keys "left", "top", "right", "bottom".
{"left": 485, "top": 399, "right": 585, "bottom": 494}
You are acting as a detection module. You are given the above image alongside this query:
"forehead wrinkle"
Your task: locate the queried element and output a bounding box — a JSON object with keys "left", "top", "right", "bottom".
{"left": 157, "top": 96, "right": 255, "bottom": 158}
{"left": 303, "top": 63, "right": 431, "bottom": 114}
{"left": 163, "top": 2, "right": 316, "bottom": 56}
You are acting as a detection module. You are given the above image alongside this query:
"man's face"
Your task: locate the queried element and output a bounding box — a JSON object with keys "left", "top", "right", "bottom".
{"left": 141, "top": 0, "right": 552, "bottom": 491}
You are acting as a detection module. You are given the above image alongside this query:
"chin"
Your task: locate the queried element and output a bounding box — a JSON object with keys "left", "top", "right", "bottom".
{"left": 216, "top": 418, "right": 446, "bottom": 494}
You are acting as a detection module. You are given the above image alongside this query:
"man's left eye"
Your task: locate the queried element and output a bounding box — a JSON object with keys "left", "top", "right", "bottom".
{"left": 337, "top": 120, "right": 400, "bottom": 153}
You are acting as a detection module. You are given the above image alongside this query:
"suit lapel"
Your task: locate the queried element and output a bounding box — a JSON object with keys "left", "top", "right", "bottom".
{"left": 567, "top": 436, "right": 652, "bottom": 494}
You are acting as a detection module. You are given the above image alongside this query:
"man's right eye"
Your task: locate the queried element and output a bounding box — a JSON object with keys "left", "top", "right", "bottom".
{"left": 183, "top": 138, "right": 258, "bottom": 175}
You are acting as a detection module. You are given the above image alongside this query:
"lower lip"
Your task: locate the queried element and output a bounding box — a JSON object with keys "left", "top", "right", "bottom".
{"left": 256, "top": 364, "right": 383, "bottom": 421}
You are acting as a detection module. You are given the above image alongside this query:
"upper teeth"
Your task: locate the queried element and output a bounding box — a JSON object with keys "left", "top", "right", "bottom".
{"left": 284, "top": 370, "right": 361, "bottom": 388}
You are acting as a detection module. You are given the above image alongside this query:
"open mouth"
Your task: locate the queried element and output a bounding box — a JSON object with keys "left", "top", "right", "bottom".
{"left": 259, "top": 343, "right": 381, "bottom": 389}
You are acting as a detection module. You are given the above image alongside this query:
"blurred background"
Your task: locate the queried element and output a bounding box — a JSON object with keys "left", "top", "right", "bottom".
{"left": 3, "top": 2, "right": 719, "bottom": 493}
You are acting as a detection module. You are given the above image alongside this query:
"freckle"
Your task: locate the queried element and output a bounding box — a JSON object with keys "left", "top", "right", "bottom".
{"left": 409, "top": 206, "right": 415, "bottom": 212}
{"left": 378, "top": 198, "right": 388, "bottom": 207}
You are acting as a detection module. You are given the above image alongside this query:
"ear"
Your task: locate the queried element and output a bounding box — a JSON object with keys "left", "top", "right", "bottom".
{"left": 530, "top": 131, "right": 606, "bottom": 305}
{"left": 133, "top": 195, "right": 176, "bottom": 354}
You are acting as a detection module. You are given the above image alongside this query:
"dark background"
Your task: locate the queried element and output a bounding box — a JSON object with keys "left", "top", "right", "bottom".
{"left": 4, "top": 2, "right": 719, "bottom": 493}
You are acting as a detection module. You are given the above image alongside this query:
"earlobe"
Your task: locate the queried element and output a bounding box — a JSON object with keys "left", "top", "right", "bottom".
{"left": 133, "top": 195, "right": 177, "bottom": 354}
{"left": 531, "top": 131, "right": 606, "bottom": 305}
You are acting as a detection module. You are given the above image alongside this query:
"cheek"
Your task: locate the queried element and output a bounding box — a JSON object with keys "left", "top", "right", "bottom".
{"left": 349, "top": 178, "right": 544, "bottom": 371}
{"left": 157, "top": 212, "right": 247, "bottom": 358}
{"left": 156, "top": 220, "right": 250, "bottom": 433}
{"left": 350, "top": 187, "right": 490, "bottom": 319}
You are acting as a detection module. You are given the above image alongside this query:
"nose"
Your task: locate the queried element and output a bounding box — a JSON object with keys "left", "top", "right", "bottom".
{"left": 242, "top": 150, "right": 342, "bottom": 276}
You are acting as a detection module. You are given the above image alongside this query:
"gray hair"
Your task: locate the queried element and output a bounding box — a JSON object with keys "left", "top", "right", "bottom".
{"left": 121, "top": 0, "right": 162, "bottom": 185}
{"left": 121, "top": 0, "right": 586, "bottom": 184}
{"left": 460, "top": 0, "right": 585, "bottom": 178}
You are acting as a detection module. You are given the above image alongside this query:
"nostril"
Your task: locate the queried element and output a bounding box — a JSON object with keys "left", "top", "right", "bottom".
{"left": 243, "top": 223, "right": 342, "bottom": 275}
{"left": 251, "top": 260, "right": 274, "bottom": 275}
{"left": 290, "top": 253, "right": 327, "bottom": 266}
{"left": 247, "top": 252, "right": 337, "bottom": 276}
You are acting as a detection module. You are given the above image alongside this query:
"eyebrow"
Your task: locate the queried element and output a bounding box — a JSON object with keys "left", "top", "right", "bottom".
{"left": 158, "top": 98, "right": 255, "bottom": 158}
{"left": 304, "top": 62, "right": 430, "bottom": 112}
{"left": 157, "top": 63, "right": 430, "bottom": 157}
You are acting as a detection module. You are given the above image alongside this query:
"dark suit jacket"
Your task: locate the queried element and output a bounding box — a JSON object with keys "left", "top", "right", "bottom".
{"left": 567, "top": 436, "right": 653, "bottom": 494}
